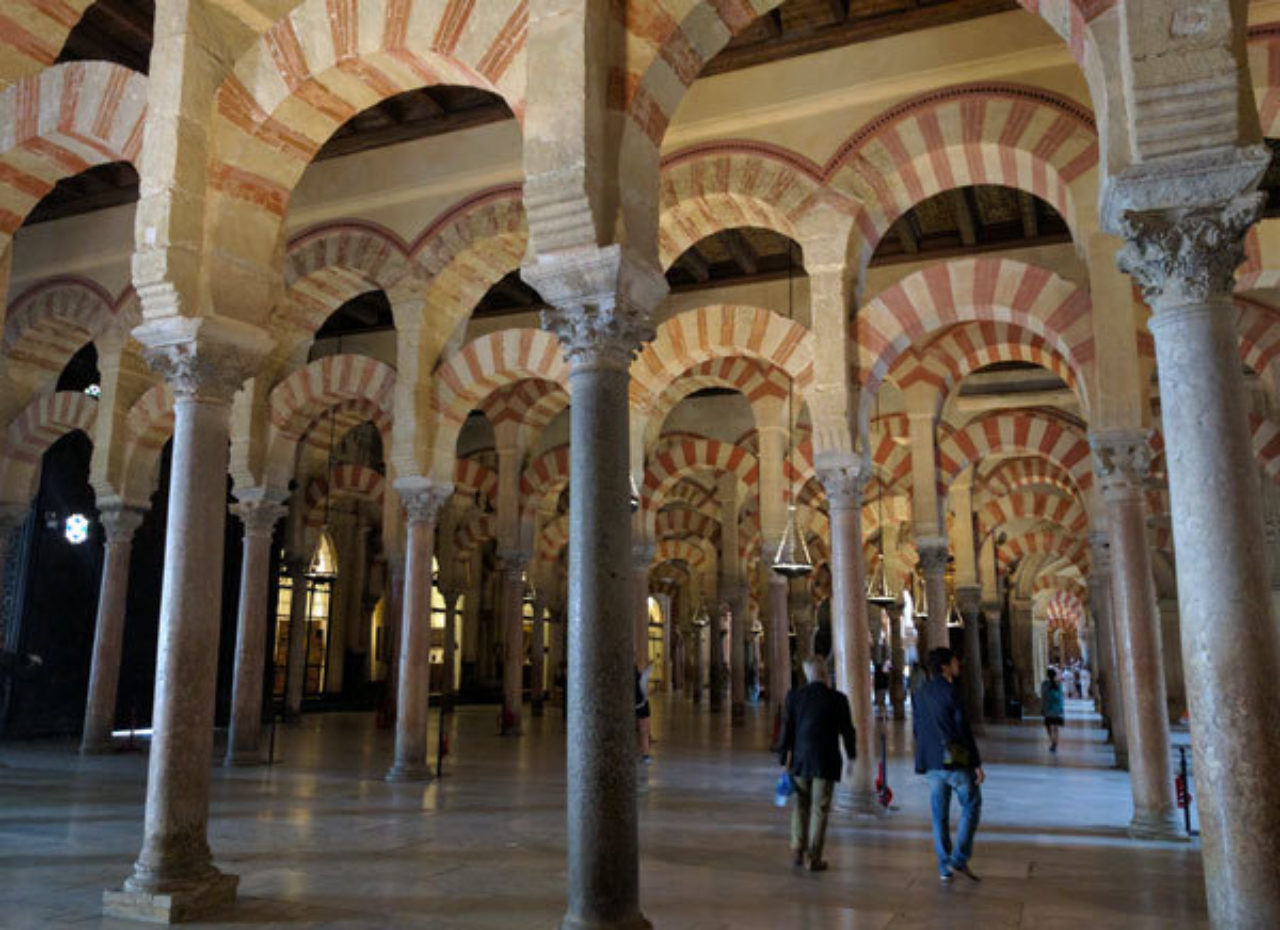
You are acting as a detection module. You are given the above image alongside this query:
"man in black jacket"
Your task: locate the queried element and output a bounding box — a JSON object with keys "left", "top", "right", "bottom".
{"left": 913, "top": 647, "right": 984, "bottom": 883}
{"left": 777, "top": 656, "right": 857, "bottom": 872}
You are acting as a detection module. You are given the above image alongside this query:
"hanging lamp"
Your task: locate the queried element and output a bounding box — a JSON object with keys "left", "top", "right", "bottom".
{"left": 772, "top": 239, "right": 814, "bottom": 579}
{"left": 865, "top": 394, "right": 898, "bottom": 608}
{"left": 308, "top": 405, "right": 339, "bottom": 580}
{"left": 629, "top": 472, "right": 641, "bottom": 514}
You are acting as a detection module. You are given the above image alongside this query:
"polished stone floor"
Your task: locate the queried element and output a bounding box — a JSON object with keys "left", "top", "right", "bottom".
{"left": 0, "top": 694, "right": 1207, "bottom": 929}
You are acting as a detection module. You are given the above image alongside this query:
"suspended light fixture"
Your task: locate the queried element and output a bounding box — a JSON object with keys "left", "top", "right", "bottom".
{"left": 629, "top": 472, "right": 641, "bottom": 514}
{"left": 772, "top": 239, "right": 814, "bottom": 579}
{"left": 947, "top": 595, "right": 964, "bottom": 628}
{"left": 913, "top": 569, "right": 930, "bottom": 620}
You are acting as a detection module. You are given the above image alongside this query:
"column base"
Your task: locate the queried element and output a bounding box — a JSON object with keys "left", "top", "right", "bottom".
{"left": 730, "top": 702, "right": 745, "bottom": 726}
{"left": 833, "top": 785, "right": 885, "bottom": 816}
{"left": 561, "top": 911, "right": 652, "bottom": 930}
{"left": 1128, "top": 811, "right": 1186, "bottom": 841}
{"left": 103, "top": 869, "right": 237, "bottom": 924}
{"left": 385, "top": 761, "right": 432, "bottom": 782}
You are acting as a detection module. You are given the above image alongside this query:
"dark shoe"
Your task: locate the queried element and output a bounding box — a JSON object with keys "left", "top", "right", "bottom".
{"left": 792, "top": 849, "right": 805, "bottom": 867}
{"left": 950, "top": 862, "right": 981, "bottom": 882}
{"left": 939, "top": 870, "right": 953, "bottom": 884}
{"left": 807, "top": 859, "right": 828, "bottom": 873}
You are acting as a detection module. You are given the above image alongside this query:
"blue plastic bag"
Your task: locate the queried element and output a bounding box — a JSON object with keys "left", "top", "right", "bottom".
{"left": 774, "top": 772, "right": 795, "bottom": 807}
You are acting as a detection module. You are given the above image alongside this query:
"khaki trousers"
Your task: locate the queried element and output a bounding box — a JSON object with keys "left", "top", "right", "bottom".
{"left": 790, "top": 775, "right": 834, "bottom": 862}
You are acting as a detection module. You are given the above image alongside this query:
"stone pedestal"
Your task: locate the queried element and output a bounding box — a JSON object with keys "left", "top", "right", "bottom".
{"left": 917, "top": 539, "right": 949, "bottom": 652}
{"left": 81, "top": 505, "right": 145, "bottom": 754}
{"left": 526, "top": 246, "right": 661, "bottom": 930}
{"left": 499, "top": 552, "right": 528, "bottom": 736}
{"left": 1117, "top": 183, "right": 1280, "bottom": 926}
{"left": 224, "top": 497, "right": 286, "bottom": 766}
{"left": 1093, "top": 432, "right": 1181, "bottom": 839}
{"left": 104, "top": 317, "right": 270, "bottom": 922}
{"left": 820, "top": 462, "right": 878, "bottom": 815}
{"left": 386, "top": 480, "right": 450, "bottom": 782}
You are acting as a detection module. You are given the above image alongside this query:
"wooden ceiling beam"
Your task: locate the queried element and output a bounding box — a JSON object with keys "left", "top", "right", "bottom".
{"left": 1018, "top": 190, "right": 1039, "bottom": 239}
{"left": 893, "top": 215, "right": 919, "bottom": 254}
{"left": 723, "top": 229, "right": 759, "bottom": 276}
{"left": 829, "top": 0, "right": 850, "bottom": 23}
{"left": 680, "top": 246, "right": 712, "bottom": 283}
{"left": 949, "top": 189, "right": 978, "bottom": 247}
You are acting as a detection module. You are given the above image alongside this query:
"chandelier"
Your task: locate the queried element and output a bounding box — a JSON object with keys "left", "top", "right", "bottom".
{"left": 772, "top": 239, "right": 813, "bottom": 578}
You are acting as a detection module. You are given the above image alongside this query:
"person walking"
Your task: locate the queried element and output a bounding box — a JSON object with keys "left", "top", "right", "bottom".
{"left": 913, "top": 647, "right": 984, "bottom": 883}
{"left": 636, "top": 664, "right": 653, "bottom": 762}
{"left": 777, "top": 656, "right": 857, "bottom": 872}
{"left": 1040, "top": 667, "right": 1065, "bottom": 752}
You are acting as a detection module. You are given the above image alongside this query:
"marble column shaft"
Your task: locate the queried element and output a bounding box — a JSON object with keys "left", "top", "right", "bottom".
{"left": 821, "top": 464, "right": 876, "bottom": 812}
{"left": 888, "top": 606, "right": 906, "bottom": 721}
{"left": 442, "top": 591, "right": 459, "bottom": 695}
{"left": 531, "top": 597, "right": 546, "bottom": 713}
{"left": 728, "top": 583, "right": 748, "bottom": 723}
{"left": 1119, "top": 190, "right": 1280, "bottom": 926}
{"left": 917, "top": 539, "right": 949, "bottom": 652}
{"left": 956, "top": 587, "right": 984, "bottom": 724}
{"left": 499, "top": 554, "right": 528, "bottom": 735}
{"left": 386, "top": 481, "right": 449, "bottom": 781}
{"left": 81, "top": 506, "right": 145, "bottom": 754}
{"left": 980, "top": 601, "right": 1005, "bottom": 720}
{"left": 1088, "top": 534, "right": 1129, "bottom": 767}
{"left": 106, "top": 326, "right": 268, "bottom": 919}
{"left": 224, "top": 499, "right": 286, "bottom": 766}
{"left": 282, "top": 558, "right": 309, "bottom": 720}
{"left": 766, "top": 571, "right": 789, "bottom": 710}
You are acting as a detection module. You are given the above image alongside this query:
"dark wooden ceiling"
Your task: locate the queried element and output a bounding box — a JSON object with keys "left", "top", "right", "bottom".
{"left": 56, "top": 0, "right": 153, "bottom": 73}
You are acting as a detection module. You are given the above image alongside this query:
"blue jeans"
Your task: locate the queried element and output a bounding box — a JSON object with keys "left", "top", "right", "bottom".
{"left": 926, "top": 769, "right": 982, "bottom": 873}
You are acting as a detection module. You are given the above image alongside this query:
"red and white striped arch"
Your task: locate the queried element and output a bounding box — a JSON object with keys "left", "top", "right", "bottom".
{"left": 410, "top": 185, "right": 527, "bottom": 343}
{"left": 889, "top": 321, "right": 1081, "bottom": 417}
{"left": 633, "top": 305, "right": 813, "bottom": 412}
{"left": 1043, "top": 587, "right": 1085, "bottom": 630}
{"left": 0, "top": 2, "right": 95, "bottom": 88}
{"left": 657, "top": 142, "right": 823, "bottom": 269}
{"left": 654, "top": 537, "right": 711, "bottom": 573}
{"left": 655, "top": 506, "right": 721, "bottom": 545}
{"left": 830, "top": 83, "right": 1098, "bottom": 268}
{"left": 269, "top": 355, "right": 395, "bottom": 440}
{"left": 455, "top": 509, "right": 495, "bottom": 554}
{"left": 1250, "top": 414, "right": 1280, "bottom": 484}
{"left": 454, "top": 456, "right": 498, "bottom": 507}
{"left": 868, "top": 413, "right": 913, "bottom": 494}
{"left": 858, "top": 258, "right": 1094, "bottom": 425}
{"left": 938, "top": 409, "right": 1093, "bottom": 495}
{"left": 0, "top": 390, "right": 96, "bottom": 501}
{"left": 3, "top": 276, "right": 121, "bottom": 380}
{"left": 537, "top": 511, "right": 569, "bottom": 562}
{"left": 520, "top": 444, "right": 570, "bottom": 519}
{"left": 0, "top": 61, "right": 145, "bottom": 241}
{"left": 979, "top": 455, "right": 1081, "bottom": 502}
{"left": 1033, "top": 574, "right": 1086, "bottom": 600}
{"left": 479, "top": 378, "right": 569, "bottom": 439}
{"left": 978, "top": 490, "right": 1088, "bottom": 538}
{"left": 119, "top": 383, "right": 174, "bottom": 502}
{"left": 643, "top": 436, "right": 759, "bottom": 534}
{"left": 999, "top": 530, "right": 1088, "bottom": 574}
{"left": 281, "top": 221, "right": 417, "bottom": 335}
{"left": 206, "top": 0, "right": 527, "bottom": 310}
{"left": 302, "top": 464, "right": 386, "bottom": 525}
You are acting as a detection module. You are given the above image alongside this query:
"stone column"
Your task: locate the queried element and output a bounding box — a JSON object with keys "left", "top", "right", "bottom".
{"left": 887, "top": 604, "right": 905, "bottom": 721}
{"left": 385, "top": 479, "right": 450, "bottom": 782}
{"left": 690, "top": 620, "right": 705, "bottom": 705}
{"left": 1116, "top": 185, "right": 1280, "bottom": 925}
{"left": 1087, "top": 531, "right": 1127, "bottom": 765}
{"left": 1091, "top": 432, "right": 1179, "bottom": 838}
{"left": 441, "top": 590, "right": 459, "bottom": 696}
{"left": 980, "top": 599, "right": 1005, "bottom": 720}
{"left": 791, "top": 586, "right": 814, "bottom": 662}
{"left": 282, "top": 557, "right": 309, "bottom": 721}
{"left": 916, "top": 539, "right": 950, "bottom": 652}
{"left": 819, "top": 462, "right": 877, "bottom": 814}
{"left": 498, "top": 551, "right": 528, "bottom": 736}
{"left": 632, "top": 545, "right": 652, "bottom": 671}
{"left": 80, "top": 505, "right": 146, "bottom": 754}
{"left": 955, "top": 585, "right": 984, "bottom": 724}
{"left": 708, "top": 604, "right": 725, "bottom": 713}
{"left": 346, "top": 521, "right": 372, "bottom": 685}
{"left": 224, "top": 497, "right": 286, "bottom": 766}
{"left": 526, "top": 247, "right": 661, "bottom": 930}
{"left": 104, "top": 319, "right": 270, "bottom": 921}
{"left": 766, "top": 569, "right": 790, "bottom": 712}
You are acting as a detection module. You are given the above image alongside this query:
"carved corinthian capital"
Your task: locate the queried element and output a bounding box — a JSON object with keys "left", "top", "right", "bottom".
{"left": 1090, "top": 430, "right": 1152, "bottom": 499}
{"left": 132, "top": 316, "right": 273, "bottom": 404}
{"left": 231, "top": 498, "right": 287, "bottom": 539}
{"left": 916, "top": 537, "right": 950, "bottom": 574}
{"left": 817, "top": 457, "right": 870, "bottom": 511}
{"left": 523, "top": 245, "right": 666, "bottom": 371}
{"left": 396, "top": 477, "right": 452, "bottom": 526}
{"left": 1116, "top": 195, "right": 1263, "bottom": 308}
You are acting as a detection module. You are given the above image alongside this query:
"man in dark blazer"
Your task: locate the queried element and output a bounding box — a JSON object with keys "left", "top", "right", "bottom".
{"left": 913, "top": 647, "right": 984, "bottom": 883}
{"left": 777, "top": 655, "right": 857, "bottom": 872}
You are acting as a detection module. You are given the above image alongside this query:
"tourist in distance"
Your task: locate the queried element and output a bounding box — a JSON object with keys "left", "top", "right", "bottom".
{"left": 636, "top": 664, "right": 653, "bottom": 762}
{"left": 1040, "top": 667, "right": 1066, "bottom": 752}
{"left": 777, "top": 656, "right": 857, "bottom": 873}
{"left": 913, "top": 647, "right": 984, "bottom": 883}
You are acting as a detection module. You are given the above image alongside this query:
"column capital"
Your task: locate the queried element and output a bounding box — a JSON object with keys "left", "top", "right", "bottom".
{"left": 631, "top": 544, "right": 655, "bottom": 571}
{"left": 523, "top": 246, "right": 665, "bottom": 372}
{"left": 395, "top": 477, "right": 452, "bottom": 526}
{"left": 99, "top": 505, "right": 146, "bottom": 543}
{"left": 231, "top": 498, "right": 287, "bottom": 539}
{"left": 954, "top": 585, "right": 982, "bottom": 615}
{"left": 817, "top": 459, "right": 870, "bottom": 511}
{"left": 916, "top": 536, "right": 950, "bottom": 574}
{"left": 1090, "top": 430, "right": 1152, "bottom": 499}
{"left": 1116, "top": 196, "right": 1262, "bottom": 309}
{"left": 498, "top": 549, "right": 531, "bottom": 573}
{"left": 132, "top": 316, "right": 273, "bottom": 404}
